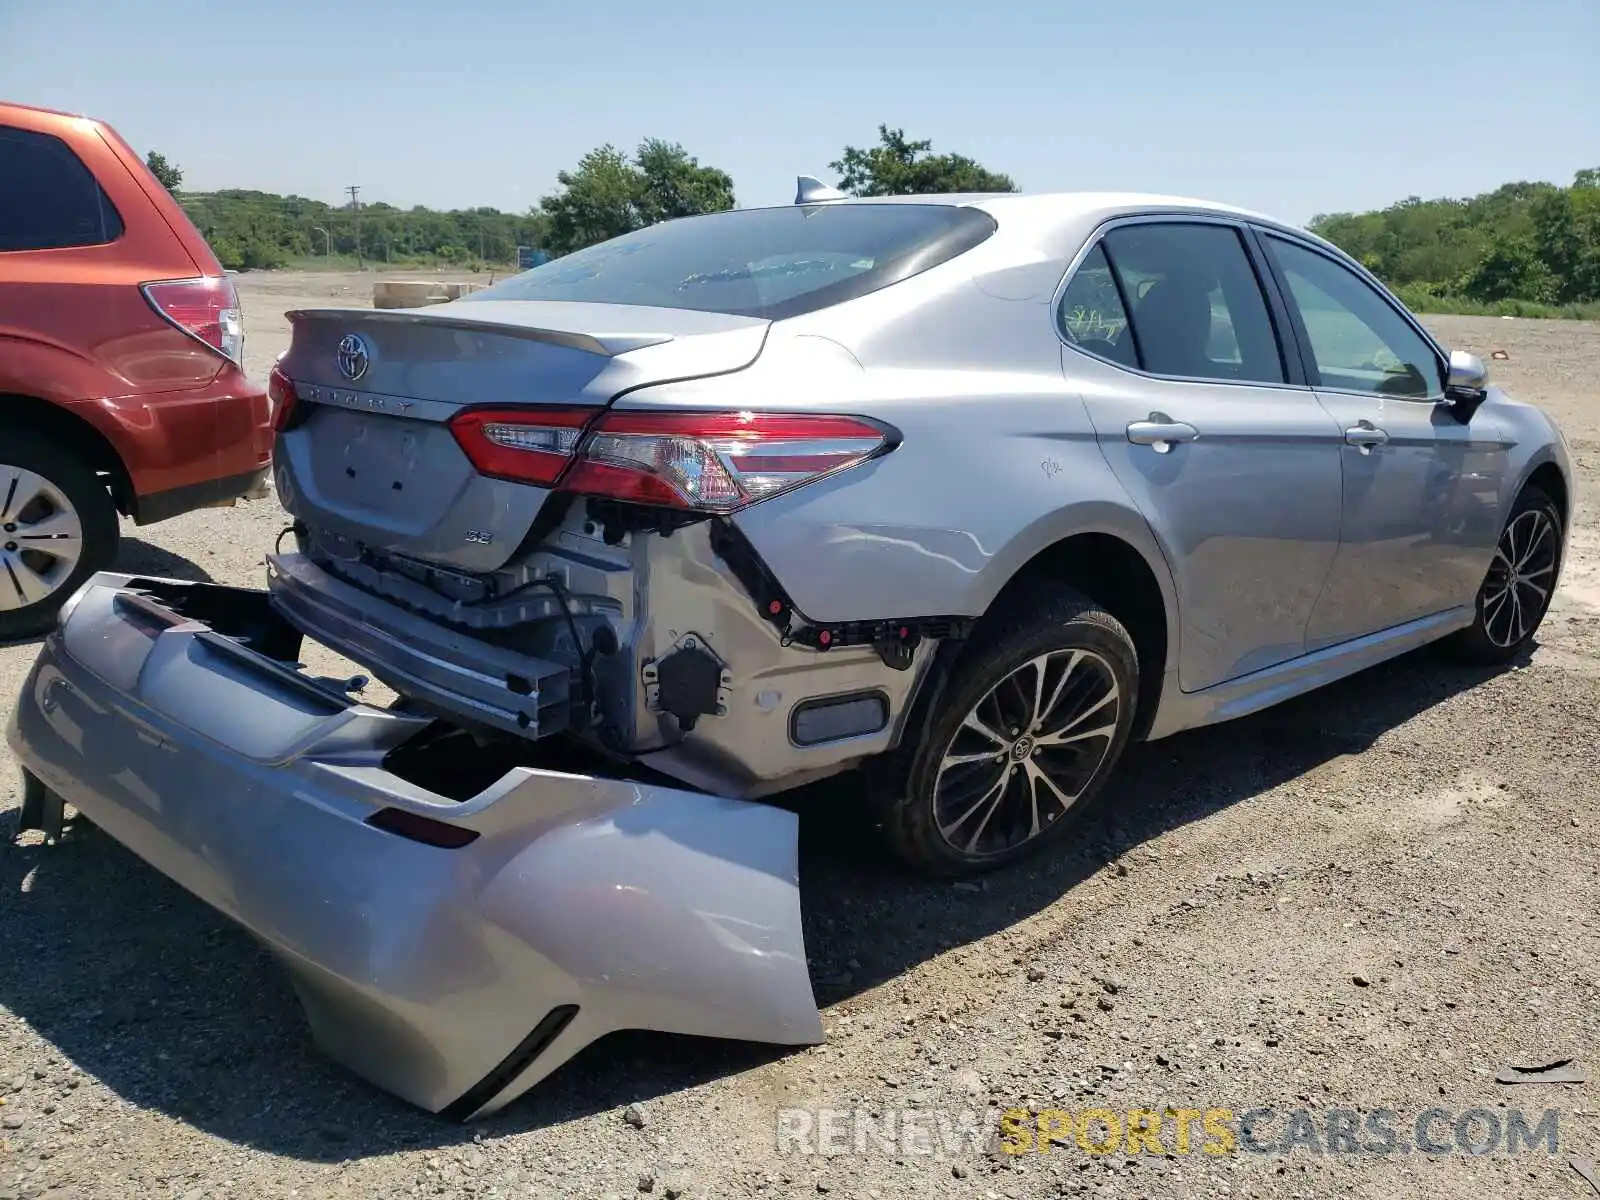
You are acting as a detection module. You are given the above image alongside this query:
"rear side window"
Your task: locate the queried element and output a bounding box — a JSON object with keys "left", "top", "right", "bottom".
{"left": 1056, "top": 243, "right": 1137, "bottom": 369}
{"left": 1073, "top": 222, "right": 1285, "bottom": 385}
{"left": 462, "top": 203, "right": 997, "bottom": 319}
{"left": 0, "top": 125, "right": 125, "bottom": 252}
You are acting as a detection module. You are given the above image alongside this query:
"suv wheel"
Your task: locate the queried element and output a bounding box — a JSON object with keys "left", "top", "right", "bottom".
{"left": 1448, "top": 483, "right": 1563, "bottom": 665}
{"left": 0, "top": 432, "right": 119, "bottom": 641}
{"left": 880, "top": 586, "right": 1139, "bottom": 876}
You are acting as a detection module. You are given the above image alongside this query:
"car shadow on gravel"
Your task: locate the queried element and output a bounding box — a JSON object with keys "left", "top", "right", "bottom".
{"left": 114, "top": 536, "right": 216, "bottom": 586}
{"left": 0, "top": 539, "right": 211, "bottom": 651}
{"left": 0, "top": 643, "right": 1515, "bottom": 1161}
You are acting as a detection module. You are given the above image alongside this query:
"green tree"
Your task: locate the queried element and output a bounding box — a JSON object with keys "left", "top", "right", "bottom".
{"left": 1312, "top": 167, "right": 1600, "bottom": 308}
{"left": 537, "top": 140, "right": 736, "bottom": 255}
{"left": 633, "top": 139, "right": 735, "bottom": 225}
{"left": 829, "top": 126, "right": 1016, "bottom": 197}
{"left": 539, "top": 145, "right": 646, "bottom": 255}
{"left": 146, "top": 150, "right": 182, "bottom": 192}
{"left": 1461, "top": 236, "right": 1553, "bottom": 303}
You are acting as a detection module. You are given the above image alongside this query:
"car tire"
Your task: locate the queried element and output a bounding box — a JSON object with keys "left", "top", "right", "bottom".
{"left": 1446, "top": 484, "right": 1563, "bottom": 666}
{"left": 878, "top": 586, "right": 1139, "bottom": 877}
{"left": 0, "top": 431, "right": 120, "bottom": 641}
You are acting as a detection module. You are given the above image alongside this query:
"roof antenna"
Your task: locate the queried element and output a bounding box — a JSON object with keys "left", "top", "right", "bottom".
{"left": 795, "top": 175, "right": 847, "bottom": 204}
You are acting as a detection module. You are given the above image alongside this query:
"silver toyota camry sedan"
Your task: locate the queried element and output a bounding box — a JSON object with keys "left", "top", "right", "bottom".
{"left": 8, "top": 181, "right": 1573, "bottom": 1118}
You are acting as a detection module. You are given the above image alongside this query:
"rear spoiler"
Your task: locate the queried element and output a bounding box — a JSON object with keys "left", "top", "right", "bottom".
{"left": 285, "top": 307, "right": 675, "bottom": 358}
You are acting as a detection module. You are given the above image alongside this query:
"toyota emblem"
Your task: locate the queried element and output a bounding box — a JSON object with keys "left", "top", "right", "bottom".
{"left": 336, "top": 333, "right": 370, "bottom": 382}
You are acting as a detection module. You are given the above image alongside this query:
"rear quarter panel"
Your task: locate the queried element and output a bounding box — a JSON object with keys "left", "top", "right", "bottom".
{"left": 617, "top": 237, "right": 1176, "bottom": 633}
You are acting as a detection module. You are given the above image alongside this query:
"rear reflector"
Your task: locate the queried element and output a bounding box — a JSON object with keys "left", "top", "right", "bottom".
{"left": 365, "top": 806, "right": 480, "bottom": 848}
{"left": 565, "top": 410, "right": 897, "bottom": 513}
{"left": 449, "top": 407, "right": 597, "bottom": 486}
{"left": 142, "top": 276, "right": 244, "bottom": 365}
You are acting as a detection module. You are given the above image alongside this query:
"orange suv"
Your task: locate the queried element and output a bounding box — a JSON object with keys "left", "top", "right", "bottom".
{"left": 0, "top": 101, "right": 272, "bottom": 638}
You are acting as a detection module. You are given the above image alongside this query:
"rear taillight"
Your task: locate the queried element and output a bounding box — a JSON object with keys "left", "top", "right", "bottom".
{"left": 448, "top": 408, "right": 596, "bottom": 486}
{"left": 566, "top": 411, "right": 897, "bottom": 512}
{"left": 141, "top": 276, "right": 244, "bottom": 366}
{"left": 446, "top": 406, "right": 898, "bottom": 512}
{"left": 267, "top": 363, "right": 298, "bottom": 432}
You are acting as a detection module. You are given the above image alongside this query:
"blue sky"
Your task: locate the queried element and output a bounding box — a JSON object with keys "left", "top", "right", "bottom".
{"left": 3, "top": 0, "right": 1595, "bottom": 222}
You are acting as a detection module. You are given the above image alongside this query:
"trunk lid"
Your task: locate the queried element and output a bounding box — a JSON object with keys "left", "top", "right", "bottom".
{"left": 273, "top": 302, "right": 768, "bottom": 573}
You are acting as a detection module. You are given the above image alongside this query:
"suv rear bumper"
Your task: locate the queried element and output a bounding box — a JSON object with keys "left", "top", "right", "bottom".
{"left": 122, "top": 370, "right": 273, "bottom": 518}
{"left": 133, "top": 465, "right": 270, "bottom": 524}
{"left": 6, "top": 573, "right": 821, "bottom": 1118}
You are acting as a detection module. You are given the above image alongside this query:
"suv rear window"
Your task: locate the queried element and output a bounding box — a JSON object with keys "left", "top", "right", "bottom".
{"left": 463, "top": 203, "right": 997, "bottom": 319}
{"left": 0, "top": 125, "right": 125, "bottom": 252}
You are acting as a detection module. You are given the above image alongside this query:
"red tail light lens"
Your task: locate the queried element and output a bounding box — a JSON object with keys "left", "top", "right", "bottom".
{"left": 564, "top": 411, "right": 897, "bottom": 512}
{"left": 142, "top": 276, "right": 244, "bottom": 365}
{"left": 267, "top": 363, "right": 298, "bottom": 433}
{"left": 448, "top": 407, "right": 598, "bottom": 486}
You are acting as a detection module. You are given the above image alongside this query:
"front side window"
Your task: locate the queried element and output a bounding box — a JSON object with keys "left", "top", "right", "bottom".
{"left": 463, "top": 203, "right": 997, "bottom": 319}
{"left": 0, "top": 125, "right": 124, "bottom": 252}
{"left": 1265, "top": 235, "right": 1443, "bottom": 399}
{"left": 1079, "top": 222, "right": 1285, "bottom": 385}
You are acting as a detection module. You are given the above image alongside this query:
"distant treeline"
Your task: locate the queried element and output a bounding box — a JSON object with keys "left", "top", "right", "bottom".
{"left": 1310, "top": 169, "right": 1600, "bottom": 319}
{"left": 167, "top": 144, "right": 1600, "bottom": 321}
{"left": 176, "top": 189, "right": 549, "bottom": 271}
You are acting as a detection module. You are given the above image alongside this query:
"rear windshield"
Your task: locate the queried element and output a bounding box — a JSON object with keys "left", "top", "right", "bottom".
{"left": 461, "top": 203, "right": 997, "bottom": 319}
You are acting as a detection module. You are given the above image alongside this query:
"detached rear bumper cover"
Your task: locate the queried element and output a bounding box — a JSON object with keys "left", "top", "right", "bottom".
{"left": 6, "top": 573, "right": 821, "bottom": 1118}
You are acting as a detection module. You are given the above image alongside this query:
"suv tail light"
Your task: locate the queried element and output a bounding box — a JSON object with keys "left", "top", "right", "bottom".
{"left": 142, "top": 276, "right": 244, "bottom": 366}
{"left": 565, "top": 411, "right": 897, "bottom": 512}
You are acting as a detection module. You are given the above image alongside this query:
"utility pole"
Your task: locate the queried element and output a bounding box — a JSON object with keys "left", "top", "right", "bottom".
{"left": 345, "top": 185, "right": 363, "bottom": 269}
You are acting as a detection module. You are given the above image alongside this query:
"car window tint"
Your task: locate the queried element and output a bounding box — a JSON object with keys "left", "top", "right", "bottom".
{"left": 1266, "top": 235, "right": 1442, "bottom": 399}
{"left": 1100, "top": 223, "right": 1285, "bottom": 384}
{"left": 0, "top": 126, "right": 124, "bottom": 253}
{"left": 1056, "top": 243, "right": 1137, "bottom": 368}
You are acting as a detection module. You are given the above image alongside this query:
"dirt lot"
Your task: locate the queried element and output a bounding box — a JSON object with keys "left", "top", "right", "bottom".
{"left": 1, "top": 271, "right": 1597, "bottom": 1200}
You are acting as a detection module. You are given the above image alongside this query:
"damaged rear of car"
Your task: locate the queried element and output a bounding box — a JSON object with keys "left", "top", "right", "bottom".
{"left": 7, "top": 198, "right": 1015, "bottom": 1117}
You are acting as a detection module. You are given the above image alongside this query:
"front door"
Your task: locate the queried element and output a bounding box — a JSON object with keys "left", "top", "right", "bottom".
{"left": 1258, "top": 233, "right": 1510, "bottom": 650}
{"left": 1057, "top": 219, "right": 1344, "bottom": 693}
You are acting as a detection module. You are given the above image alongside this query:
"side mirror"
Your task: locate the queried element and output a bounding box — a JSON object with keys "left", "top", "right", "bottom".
{"left": 1446, "top": 349, "right": 1488, "bottom": 395}
{"left": 1440, "top": 349, "right": 1488, "bottom": 421}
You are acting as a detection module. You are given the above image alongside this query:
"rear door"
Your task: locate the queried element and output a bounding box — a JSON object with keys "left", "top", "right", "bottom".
{"left": 1058, "top": 217, "right": 1344, "bottom": 693}
{"left": 1257, "top": 232, "right": 1509, "bottom": 649}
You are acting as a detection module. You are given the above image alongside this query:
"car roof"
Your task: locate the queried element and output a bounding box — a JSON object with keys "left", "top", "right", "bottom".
{"left": 816, "top": 189, "right": 1291, "bottom": 227}
{"left": 780, "top": 189, "right": 1332, "bottom": 254}
{"left": 0, "top": 100, "right": 99, "bottom": 123}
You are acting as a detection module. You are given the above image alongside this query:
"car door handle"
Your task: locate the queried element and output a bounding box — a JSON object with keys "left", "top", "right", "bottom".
{"left": 1344, "top": 422, "right": 1390, "bottom": 452}
{"left": 1126, "top": 414, "right": 1199, "bottom": 453}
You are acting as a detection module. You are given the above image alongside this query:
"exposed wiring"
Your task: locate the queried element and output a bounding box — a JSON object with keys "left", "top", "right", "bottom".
{"left": 274, "top": 525, "right": 296, "bottom": 555}
{"left": 468, "top": 572, "right": 597, "bottom": 714}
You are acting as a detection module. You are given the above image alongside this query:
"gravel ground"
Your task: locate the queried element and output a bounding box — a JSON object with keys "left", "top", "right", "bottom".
{"left": 1, "top": 273, "right": 1597, "bottom": 1199}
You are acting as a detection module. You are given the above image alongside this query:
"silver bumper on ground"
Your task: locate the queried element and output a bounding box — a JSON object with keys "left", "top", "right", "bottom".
{"left": 6, "top": 573, "right": 822, "bottom": 1119}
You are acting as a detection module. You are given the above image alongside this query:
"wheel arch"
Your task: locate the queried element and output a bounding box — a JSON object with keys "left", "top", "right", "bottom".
{"left": 981, "top": 529, "right": 1174, "bottom": 740}
{"left": 1523, "top": 459, "right": 1569, "bottom": 526}
{"left": 1, "top": 392, "right": 135, "bottom": 516}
